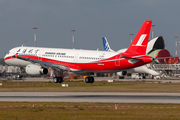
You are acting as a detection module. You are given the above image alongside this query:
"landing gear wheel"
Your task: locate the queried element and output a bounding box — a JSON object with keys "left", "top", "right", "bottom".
{"left": 53, "top": 77, "right": 59, "bottom": 83}
{"left": 58, "top": 77, "right": 63, "bottom": 83}
{"left": 85, "top": 77, "right": 94, "bottom": 83}
{"left": 119, "top": 76, "right": 124, "bottom": 79}
{"left": 85, "top": 77, "right": 90, "bottom": 83}
{"left": 89, "top": 77, "right": 94, "bottom": 83}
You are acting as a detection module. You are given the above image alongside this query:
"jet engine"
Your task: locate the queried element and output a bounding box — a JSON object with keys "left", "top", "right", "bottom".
{"left": 26, "top": 64, "right": 48, "bottom": 75}
{"left": 117, "top": 71, "right": 127, "bottom": 79}
{"left": 117, "top": 71, "right": 127, "bottom": 76}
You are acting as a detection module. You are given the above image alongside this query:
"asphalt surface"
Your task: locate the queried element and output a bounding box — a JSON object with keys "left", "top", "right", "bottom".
{"left": 0, "top": 92, "right": 180, "bottom": 103}
{"left": 10, "top": 76, "right": 180, "bottom": 83}
{"left": 1, "top": 77, "right": 180, "bottom": 103}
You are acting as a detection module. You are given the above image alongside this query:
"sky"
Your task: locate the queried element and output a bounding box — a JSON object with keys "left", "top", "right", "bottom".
{"left": 1, "top": 0, "right": 180, "bottom": 58}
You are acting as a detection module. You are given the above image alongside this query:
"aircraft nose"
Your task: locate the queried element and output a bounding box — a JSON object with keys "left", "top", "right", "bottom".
{"left": 4, "top": 54, "right": 10, "bottom": 64}
{"left": 4, "top": 54, "right": 8, "bottom": 61}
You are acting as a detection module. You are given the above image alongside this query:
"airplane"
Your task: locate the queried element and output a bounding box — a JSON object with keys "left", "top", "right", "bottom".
{"left": 4, "top": 20, "right": 153, "bottom": 83}
{"left": 102, "top": 37, "right": 162, "bottom": 78}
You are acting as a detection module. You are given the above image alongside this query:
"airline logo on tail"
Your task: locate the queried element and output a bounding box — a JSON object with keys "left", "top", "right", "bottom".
{"left": 102, "top": 37, "right": 114, "bottom": 52}
{"left": 133, "top": 34, "right": 147, "bottom": 46}
{"left": 124, "top": 20, "right": 152, "bottom": 55}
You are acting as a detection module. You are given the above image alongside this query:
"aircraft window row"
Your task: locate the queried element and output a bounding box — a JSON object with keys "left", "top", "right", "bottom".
{"left": 79, "top": 57, "right": 105, "bottom": 60}
{"left": 42, "top": 54, "right": 104, "bottom": 60}
{"left": 17, "top": 53, "right": 105, "bottom": 60}
{"left": 42, "top": 54, "right": 74, "bottom": 58}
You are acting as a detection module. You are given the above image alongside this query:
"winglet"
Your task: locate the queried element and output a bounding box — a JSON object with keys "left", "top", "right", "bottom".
{"left": 124, "top": 20, "right": 152, "bottom": 55}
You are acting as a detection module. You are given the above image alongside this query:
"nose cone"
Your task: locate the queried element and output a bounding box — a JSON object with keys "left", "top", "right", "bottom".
{"left": 4, "top": 54, "right": 12, "bottom": 65}
{"left": 4, "top": 54, "right": 8, "bottom": 62}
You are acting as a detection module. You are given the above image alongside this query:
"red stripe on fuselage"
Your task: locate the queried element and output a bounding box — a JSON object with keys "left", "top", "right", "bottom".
{"left": 4, "top": 56, "right": 14, "bottom": 61}
{"left": 5, "top": 54, "right": 152, "bottom": 71}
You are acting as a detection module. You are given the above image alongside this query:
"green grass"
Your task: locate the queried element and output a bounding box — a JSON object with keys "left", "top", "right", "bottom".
{"left": 0, "top": 81, "right": 180, "bottom": 119}
{"left": 0, "top": 102, "right": 180, "bottom": 120}
{"left": 0, "top": 81, "right": 180, "bottom": 92}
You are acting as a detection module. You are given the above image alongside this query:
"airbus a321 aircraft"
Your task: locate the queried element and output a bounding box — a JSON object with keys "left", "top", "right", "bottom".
{"left": 4, "top": 20, "right": 153, "bottom": 83}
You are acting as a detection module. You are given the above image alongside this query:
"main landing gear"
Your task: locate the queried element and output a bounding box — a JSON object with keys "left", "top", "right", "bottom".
{"left": 53, "top": 77, "right": 63, "bottom": 83}
{"left": 53, "top": 76, "right": 94, "bottom": 84}
{"left": 85, "top": 77, "right": 94, "bottom": 83}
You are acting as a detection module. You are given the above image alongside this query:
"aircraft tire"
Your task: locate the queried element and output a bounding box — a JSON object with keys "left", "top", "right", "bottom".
{"left": 85, "top": 77, "right": 90, "bottom": 83}
{"left": 89, "top": 77, "right": 94, "bottom": 83}
{"left": 53, "top": 77, "right": 59, "bottom": 83}
{"left": 59, "top": 77, "right": 63, "bottom": 83}
{"left": 119, "top": 76, "right": 124, "bottom": 79}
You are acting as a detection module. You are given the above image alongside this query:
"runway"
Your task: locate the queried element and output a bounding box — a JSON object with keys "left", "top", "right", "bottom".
{"left": 13, "top": 77, "right": 180, "bottom": 83}
{"left": 0, "top": 92, "right": 180, "bottom": 103}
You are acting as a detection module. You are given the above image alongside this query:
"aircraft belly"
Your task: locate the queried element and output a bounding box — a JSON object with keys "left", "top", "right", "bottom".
{"left": 75, "top": 60, "right": 150, "bottom": 72}
{"left": 75, "top": 60, "right": 130, "bottom": 71}
{"left": 5, "top": 58, "right": 30, "bottom": 67}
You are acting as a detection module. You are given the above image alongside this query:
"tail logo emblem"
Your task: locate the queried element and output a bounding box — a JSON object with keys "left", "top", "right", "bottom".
{"left": 133, "top": 34, "right": 147, "bottom": 46}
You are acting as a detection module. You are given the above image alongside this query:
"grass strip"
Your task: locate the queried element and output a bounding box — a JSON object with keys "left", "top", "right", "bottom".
{"left": 0, "top": 81, "right": 180, "bottom": 92}
{"left": 0, "top": 102, "right": 180, "bottom": 120}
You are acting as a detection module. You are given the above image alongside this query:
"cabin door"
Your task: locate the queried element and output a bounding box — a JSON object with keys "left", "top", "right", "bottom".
{"left": 74, "top": 53, "right": 79, "bottom": 63}
{"left": 38, "top": 50, "right": 44, "bottom": 61}
{"left": 115, "top": 54, "right": 120, "bottom": 66}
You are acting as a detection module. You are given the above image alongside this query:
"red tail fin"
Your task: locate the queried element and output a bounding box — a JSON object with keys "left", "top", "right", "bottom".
{"left": 125, "top": 20, "right": 152, "bottom": 55}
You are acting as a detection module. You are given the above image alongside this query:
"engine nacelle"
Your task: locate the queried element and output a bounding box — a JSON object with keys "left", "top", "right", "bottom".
{"left": 26, "top": 64, "right": 48, "bottom": 75}
{"left": 117, "top": 71, "right": 127, "bottom": 76}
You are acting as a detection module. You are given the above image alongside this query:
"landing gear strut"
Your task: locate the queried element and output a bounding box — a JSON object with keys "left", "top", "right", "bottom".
{"left": 53, "top": 77, "right": 63, "bottom": 83}
{"left": 85, "top": 77, "right": 94, "bottom": 83}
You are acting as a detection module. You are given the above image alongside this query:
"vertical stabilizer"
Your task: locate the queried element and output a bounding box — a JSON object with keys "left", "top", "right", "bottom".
{"left": 102, "top": 37, "right": 114, "bottom": 52}
{"left": 124, "top": 20, "right": 152, "bottom": 55}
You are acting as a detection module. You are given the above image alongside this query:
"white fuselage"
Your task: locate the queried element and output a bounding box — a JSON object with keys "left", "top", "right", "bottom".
{"left": 4, "top": 46, "right": 118, "bottom": 69}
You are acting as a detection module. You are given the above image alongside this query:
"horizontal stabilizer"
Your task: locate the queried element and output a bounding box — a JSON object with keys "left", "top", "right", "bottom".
{"left": 121, "top": 56, "right": 140, "bottom": 60}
